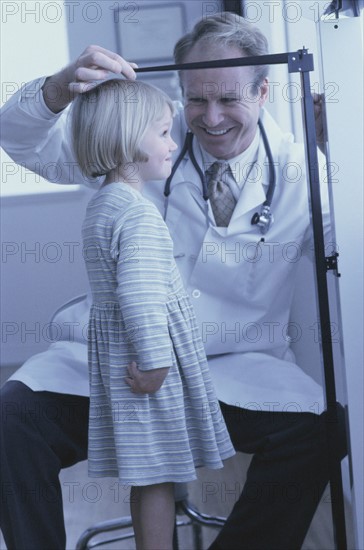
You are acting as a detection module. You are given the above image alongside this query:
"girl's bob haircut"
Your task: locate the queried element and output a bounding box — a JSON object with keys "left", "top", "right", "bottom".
{"left": 71, "top": 78, "right": 175, "bottom": 178}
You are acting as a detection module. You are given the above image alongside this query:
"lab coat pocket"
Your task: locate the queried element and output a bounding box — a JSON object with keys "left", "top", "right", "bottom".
{"left": 235, "top": 237, "right": 300, "bottom": 306}
{"left": 239, "top": 238, "right": 267, "bottom": 300}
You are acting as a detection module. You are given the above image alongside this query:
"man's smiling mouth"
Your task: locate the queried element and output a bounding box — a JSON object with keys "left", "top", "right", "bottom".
{"left": 204, "top": 128, "right": 231, "bottom": 136}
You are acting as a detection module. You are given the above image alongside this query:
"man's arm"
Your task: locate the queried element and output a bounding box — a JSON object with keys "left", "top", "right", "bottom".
{"left": 0, "top": 46, "right": 136, "bottom": 186}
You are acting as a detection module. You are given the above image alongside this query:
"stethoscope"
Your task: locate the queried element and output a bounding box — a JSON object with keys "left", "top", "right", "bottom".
{"left": 163, "top": 118, "right": 276, "bottom": 234}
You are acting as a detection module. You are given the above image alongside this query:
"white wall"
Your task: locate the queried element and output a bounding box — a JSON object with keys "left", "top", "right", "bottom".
{"left": 1, "top": 0, "right": 70, "bottom": 191}
{"left": 317, "top": 16, "right": 364, "bottom": 549}
{"left": 1, "top": 188, "right": 93, "bottom": 365}
{"left": 1, "top": 0, "right": 93, "bottom": 365}
{"left": 1, "top": 0, "right": 69, "bottom": 100}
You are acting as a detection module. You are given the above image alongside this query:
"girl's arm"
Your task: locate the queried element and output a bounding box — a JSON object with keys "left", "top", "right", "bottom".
{"left": 111, "top": 201, "right": 174, "bottom": 386}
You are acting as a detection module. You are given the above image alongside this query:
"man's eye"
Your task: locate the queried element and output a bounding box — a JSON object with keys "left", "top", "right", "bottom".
{"left": 221, "top": 97, "right": 238, "bottom": 104}
{"left": 188, "top": 97, "right": 205, "bottom": 104}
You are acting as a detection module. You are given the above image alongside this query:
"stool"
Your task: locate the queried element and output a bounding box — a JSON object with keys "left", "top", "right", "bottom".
{"left": 75, "top": 483, "right": 226, "bottom": 550}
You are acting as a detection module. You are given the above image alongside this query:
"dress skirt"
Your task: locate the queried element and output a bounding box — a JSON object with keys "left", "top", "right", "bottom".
{"left": 87, "top": 292, "right": 235, "bottom": 485}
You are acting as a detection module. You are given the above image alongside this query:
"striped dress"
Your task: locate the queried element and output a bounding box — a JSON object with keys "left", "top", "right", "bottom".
{"left": 82, "top": 182, "right": 235, "bottom": 485}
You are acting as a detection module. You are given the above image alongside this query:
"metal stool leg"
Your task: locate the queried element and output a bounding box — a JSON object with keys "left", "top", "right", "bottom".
{"left": 75, "top": 516, "right": 134, "bottom": 550}
{"left": 76, "top": 484, "right": 226, "bottom": 550}
{"left": 173, "top": 515, "right": 179, "bottom": 550}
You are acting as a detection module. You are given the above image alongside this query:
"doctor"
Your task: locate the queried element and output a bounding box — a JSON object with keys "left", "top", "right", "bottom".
{"left": 0, "top": 12, "right": 346, "bottom": 550}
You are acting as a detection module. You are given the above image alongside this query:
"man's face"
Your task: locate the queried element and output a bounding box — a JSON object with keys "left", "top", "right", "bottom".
{"left": 181, "top": 43, "right": 269, "bottom": 160}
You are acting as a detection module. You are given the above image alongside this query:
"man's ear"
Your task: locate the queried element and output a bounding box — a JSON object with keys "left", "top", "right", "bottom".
{"left": 259, "top": 78, "right": 269, "bottom": 107}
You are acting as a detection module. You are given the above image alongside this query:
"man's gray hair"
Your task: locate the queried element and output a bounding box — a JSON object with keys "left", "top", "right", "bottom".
{"left": 174, "top": 11, "right": 269, "bottom": 85}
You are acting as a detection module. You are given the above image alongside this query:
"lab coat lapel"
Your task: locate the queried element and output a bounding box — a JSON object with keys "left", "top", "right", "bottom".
{"left": 228, "top": 124, "right": 272, "bottom": 233}
{"left": 231, "top": 145, "right": 268, "bottom": 218}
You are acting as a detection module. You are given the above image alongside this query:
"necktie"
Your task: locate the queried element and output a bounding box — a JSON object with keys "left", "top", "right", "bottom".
{"left": 206, "top": 161, "right": 237, "bottom": 227}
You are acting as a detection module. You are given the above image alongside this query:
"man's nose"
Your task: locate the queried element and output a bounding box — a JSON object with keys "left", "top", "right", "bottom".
{"left": 202, "top": 102, "right": 224, "bottom": 127}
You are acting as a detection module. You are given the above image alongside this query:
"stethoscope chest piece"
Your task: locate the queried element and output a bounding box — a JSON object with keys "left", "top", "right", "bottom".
{"left": 251, "top": 205, "right": 274, "bottom": 234}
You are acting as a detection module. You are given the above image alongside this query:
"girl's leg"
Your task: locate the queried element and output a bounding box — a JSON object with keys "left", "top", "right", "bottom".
{"left": 130, "top": 482, "right": 175, "bottom": 550}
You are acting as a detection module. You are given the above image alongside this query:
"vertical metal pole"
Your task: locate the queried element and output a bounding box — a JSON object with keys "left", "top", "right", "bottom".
{"left": 299, "top": 65, "right": 347, "bottom": 550}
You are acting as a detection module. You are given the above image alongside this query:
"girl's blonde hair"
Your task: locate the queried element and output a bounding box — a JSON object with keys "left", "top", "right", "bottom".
{"left": 71, "top": 79, "right": 174, "bottom": 178}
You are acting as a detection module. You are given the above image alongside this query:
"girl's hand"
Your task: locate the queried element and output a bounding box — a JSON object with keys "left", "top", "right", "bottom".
{"left": 125, "top": 361, "right": 170, "bottom": 394}
{"left": 42, "top": 45, "right": 137, "bottom": 113}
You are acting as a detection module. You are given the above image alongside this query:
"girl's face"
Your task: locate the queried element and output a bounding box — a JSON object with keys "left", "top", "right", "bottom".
{"left": 137, "top": 106, "right": 178, "bottom": 184}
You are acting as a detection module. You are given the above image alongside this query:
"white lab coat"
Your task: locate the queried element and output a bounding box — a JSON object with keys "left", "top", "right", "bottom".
{"left": 1, "top": 78, "right": 327, "bottom": 412}
{"left": 145, "top": 109, "right": 328, "bottom": 413}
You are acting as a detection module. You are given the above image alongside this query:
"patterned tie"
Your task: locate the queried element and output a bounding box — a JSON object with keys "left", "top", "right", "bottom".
{"left": 206, "top": 161, "right": 237, "bottom": 227}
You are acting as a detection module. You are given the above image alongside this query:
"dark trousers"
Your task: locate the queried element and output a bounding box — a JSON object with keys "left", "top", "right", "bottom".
{"left": 1, "top": 382, "right": 346, "bottom": 550}
{"left": 209, "top": 401, "right": 347, "bottom": 550}
{"left": 0, "top": 381, "right": 89, "bottom": 550}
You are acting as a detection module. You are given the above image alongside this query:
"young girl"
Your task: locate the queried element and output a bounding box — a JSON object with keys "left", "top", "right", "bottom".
{"left": 71, "top": 77, "right": 235, "bottom": 550}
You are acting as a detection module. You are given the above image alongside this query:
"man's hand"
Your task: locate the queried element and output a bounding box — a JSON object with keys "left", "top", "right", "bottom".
{"left": 42, "top": 45, "right": 137, "bottom": 113}
{"left": 313, "top": 93, "right": 327, "bottom": 153}
{"left": 125, "top": 361, "right": 170, "bottom": 394}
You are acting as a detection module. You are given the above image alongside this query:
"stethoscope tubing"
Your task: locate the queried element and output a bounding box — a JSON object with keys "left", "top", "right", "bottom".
{"left": 258, "top": 119, "right": 276, "bottom": 206}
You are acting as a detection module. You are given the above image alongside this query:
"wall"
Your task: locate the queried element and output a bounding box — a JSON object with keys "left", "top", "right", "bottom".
{"left": 318, "top": 16, "right": 364, "bottom": 549}
{"left": 1, "top": 188, "right": 93, "bottom": 366}
{"left": 0, "top": 0, "right": 93, "bottom": 366}
{"left": 65, "top": 0, "right": 205, "bottom": 101}
{"left": 1, "top": 0, "right": 69, "bottom": 190}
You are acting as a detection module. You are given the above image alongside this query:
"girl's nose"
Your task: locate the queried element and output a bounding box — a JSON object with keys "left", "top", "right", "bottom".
{"left": 169, "top": 137, "right": 178, "bottom": 151}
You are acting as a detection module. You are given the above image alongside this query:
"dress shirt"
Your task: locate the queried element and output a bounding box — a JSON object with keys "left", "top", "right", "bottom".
{"left": 201, "top": 129, "right": 260, "bottom": 201}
